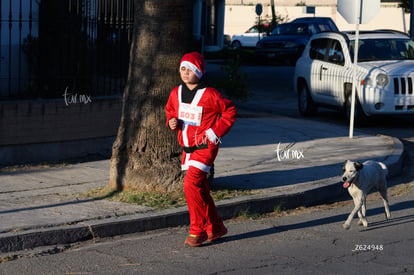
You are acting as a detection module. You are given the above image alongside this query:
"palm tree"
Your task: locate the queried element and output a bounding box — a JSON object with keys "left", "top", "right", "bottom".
{"left": 109, "top": 0, "right": 198, "bottom": 192}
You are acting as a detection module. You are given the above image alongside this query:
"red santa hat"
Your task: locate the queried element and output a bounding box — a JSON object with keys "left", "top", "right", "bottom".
{"left": 179, "top": 52, "right": 205, "bottom": 79}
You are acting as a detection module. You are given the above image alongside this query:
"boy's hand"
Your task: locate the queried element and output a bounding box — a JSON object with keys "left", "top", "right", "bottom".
{"left": 168, "top": 117, "right": 178, "bottom": 130}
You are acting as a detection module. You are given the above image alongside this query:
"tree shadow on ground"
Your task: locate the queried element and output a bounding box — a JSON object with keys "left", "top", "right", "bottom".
{"left": 218, "top": 199, "right": 414, "bottom": 243}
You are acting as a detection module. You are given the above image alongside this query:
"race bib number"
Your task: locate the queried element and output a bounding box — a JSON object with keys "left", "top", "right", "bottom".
{"left": 178, "top": 103, "right": 203, "bottom": 126}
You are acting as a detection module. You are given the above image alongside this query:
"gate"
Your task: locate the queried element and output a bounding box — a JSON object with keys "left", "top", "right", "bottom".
{"left": 0, "top": 0, "right": 134, "bottom": 99}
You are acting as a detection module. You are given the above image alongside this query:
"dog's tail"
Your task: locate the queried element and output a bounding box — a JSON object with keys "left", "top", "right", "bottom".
{"left": 379, "top": 162, "right": 388, "bottom": 177}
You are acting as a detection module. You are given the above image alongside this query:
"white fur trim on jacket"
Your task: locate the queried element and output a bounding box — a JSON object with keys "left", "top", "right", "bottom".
{"left": 205, "top": 128, "right": 219, "bottom": 144}
{"left": 181, "top": 159, "right": 211, "bottom": 173}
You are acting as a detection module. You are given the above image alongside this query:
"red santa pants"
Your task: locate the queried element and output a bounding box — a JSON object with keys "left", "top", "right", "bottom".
{"left": 184, "top": 165, "right": 225, "bottom": 237}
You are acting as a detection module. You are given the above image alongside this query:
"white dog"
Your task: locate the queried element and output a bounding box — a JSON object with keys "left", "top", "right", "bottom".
{"left": 341, "top": 160, "right": 391, "bottom": 230}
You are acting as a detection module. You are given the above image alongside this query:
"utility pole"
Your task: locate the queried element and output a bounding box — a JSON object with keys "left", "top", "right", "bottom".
{"left": 270, "top": 0, "right": 277, "bottom": 28}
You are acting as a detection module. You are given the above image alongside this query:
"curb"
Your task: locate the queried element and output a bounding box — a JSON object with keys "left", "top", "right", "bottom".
{"left": 0, "top": 178, "right": 344, "bottom": 253}
{"left": 0, "top": 136, "right": 405, "bottom": 253}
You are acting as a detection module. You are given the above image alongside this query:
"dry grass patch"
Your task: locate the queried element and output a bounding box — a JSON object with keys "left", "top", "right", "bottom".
{"left": 80, "top": 185, "right": 255, "bottom": 210}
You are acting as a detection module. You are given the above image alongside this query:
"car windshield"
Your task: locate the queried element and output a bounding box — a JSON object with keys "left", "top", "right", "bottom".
{"left": 246, "top": 25, "right": 270, "bottom": 34}
{"left": 349, "top": 38, "right": 414, "bottom": 62}
{"left": 271, "top": 23, "right": 309, "bottom": 36}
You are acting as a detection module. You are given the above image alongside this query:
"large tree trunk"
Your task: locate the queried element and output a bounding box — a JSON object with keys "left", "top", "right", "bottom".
{"left": 109, "top": 0, "right": 196, "bottom": 192}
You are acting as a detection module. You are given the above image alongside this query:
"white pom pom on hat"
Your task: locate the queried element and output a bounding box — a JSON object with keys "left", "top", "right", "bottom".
{"left": 179, "top": 52, "right": 205, "bottom": 79}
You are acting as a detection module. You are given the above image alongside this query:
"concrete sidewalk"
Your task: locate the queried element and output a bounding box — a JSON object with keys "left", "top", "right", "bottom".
{"left": 0, "top": 113, "right": 404, "bottom": 253}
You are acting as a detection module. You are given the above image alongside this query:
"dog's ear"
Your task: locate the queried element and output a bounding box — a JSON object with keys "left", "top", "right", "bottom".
{"left": 354, "top": 161, "right": 363, "bottom": 170}
{"left": 342, "top": 160, "right": 349, "bottom": 172}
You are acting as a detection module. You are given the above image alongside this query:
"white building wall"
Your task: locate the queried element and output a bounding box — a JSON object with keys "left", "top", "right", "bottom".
{"left": 225, "top": 0, "right": 399, "bottom": 7}
{"left": 224, "top": 3, "right": 410, "bottom": 37}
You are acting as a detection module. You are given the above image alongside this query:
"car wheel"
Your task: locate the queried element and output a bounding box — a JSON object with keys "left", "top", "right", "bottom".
{"left": 298, "top": 83, "right": 317, "bottom": 116}
{"left": 231, "top": 40, "right": 241, "bottom": 49}
{"left": 345, "top": 93, "right": 368, "bottom": 127}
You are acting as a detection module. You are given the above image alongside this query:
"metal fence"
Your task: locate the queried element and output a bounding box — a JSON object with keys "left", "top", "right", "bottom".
{"left": 0, "top": 0, "right": 134, "bottom": 100}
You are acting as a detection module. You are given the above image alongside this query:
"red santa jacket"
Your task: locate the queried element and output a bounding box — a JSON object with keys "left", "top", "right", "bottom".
{"left": 166, "top": 85, "right": 237, "bottom": 170}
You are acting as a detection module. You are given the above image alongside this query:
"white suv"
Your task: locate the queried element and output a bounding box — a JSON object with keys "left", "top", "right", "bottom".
{"left": 294, "top": 30, "right": 414, "bottom": 125}
{"left": 231, "top": 25, "right": 271, "bottom": 49}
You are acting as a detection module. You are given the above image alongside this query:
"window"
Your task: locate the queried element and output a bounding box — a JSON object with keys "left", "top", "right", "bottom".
{"left": 327, "top": 40, "right": 345, "bottom": 65}
{"left": 354, "top": 38, "right": 414, "bottom": 61}
{"left": 307, "top": 24, "right": 317, "bottom": 35}
{"left": 309, "top": 38, "right": 330, "bottom": 61}
{"left": 318, "top": 22, "right": 336, "bottom": 32}
{"left": 247, "top": 26, "right": 259, "bottom": 33}
{"left": 407, "top": 40, "right": 414, "bottom": 59}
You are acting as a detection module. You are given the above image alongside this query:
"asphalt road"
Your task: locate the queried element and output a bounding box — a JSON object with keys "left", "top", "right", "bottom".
{"left": 1, "top": 175, "right": 413, "bottom": 274}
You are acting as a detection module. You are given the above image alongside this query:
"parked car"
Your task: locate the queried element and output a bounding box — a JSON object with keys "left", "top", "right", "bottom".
{"left": 255, "top": 17, "right": 339, "bottom": 64}
{"left": 294, "top": 30, "right": 414, "bottom": 125}
{"left": 231, "top": 24, "right": 272, "bottom": 49}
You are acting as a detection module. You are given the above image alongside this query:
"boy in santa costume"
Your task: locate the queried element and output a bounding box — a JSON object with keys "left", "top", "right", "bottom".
{"left": 165, "top": 52, "right": 237, "bottom": 247}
